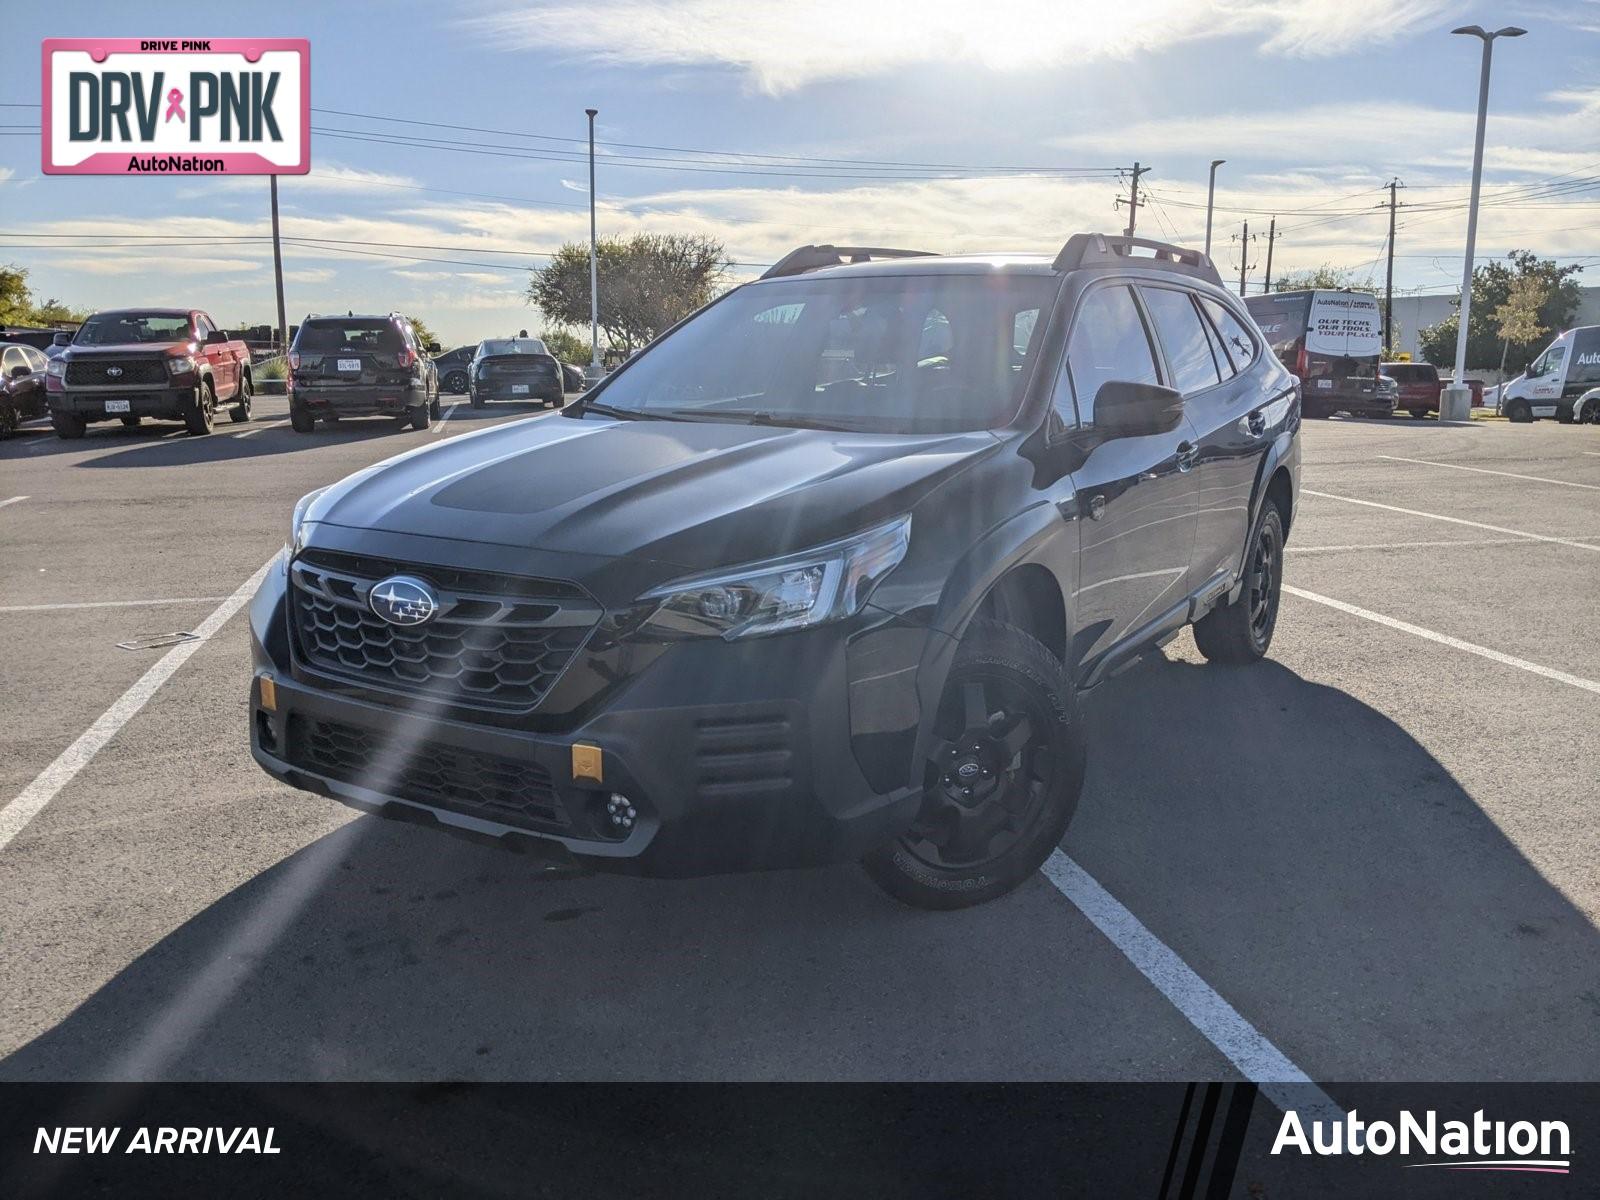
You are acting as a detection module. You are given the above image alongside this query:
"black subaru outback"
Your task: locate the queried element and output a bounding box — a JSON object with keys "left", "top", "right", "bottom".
{"left": 249, "top": 235, "right": 1300, "bottom": 909}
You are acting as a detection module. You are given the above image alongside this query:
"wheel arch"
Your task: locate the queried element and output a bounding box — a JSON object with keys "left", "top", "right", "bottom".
{"left": 972, "top": 562, "right": 1068, "bottom": 664}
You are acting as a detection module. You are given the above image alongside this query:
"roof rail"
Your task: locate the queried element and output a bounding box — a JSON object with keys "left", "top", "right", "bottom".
{"left": 761, "top": 244, "right": 937, "bottom": 280}
{"left": 1053, "top": 233, "right": 1222, "bottom": 286}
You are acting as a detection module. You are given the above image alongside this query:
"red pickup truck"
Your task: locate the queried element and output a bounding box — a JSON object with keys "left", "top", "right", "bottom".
{"left": 45, "top": 308, "right": 253, "bottom": 438}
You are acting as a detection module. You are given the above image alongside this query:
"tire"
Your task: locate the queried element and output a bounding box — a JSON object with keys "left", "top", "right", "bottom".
{"left": 184, "top": 381, "right": 216, "bottom": 436}
{"left": 52, "top": 411, "right": 86, "bottom": 439}
{"left": 444, "top": 370, "right": 468, "bottom": 395}
{"left": 120, "top": 415, "right": 142, "bottom": 429}
{"left": 469, "top": 390, "right": 485, "bottom": 409}
{"left": 1409, "top": 409, "right": 1428, "bottom": 420}
{"left": 1505, "top": 399, "right": 1533, "bottom": 423}
{"left": 288, "top": 401, "right": 316, "bottom": 433}
{"left": 229, "top": 374, "right": 253, "bottom": 423}
{"left": 409, "top": 404, "right": 431, "bottom": 431}
{"left": 0, "top": 402, "right": 17, "bottom": 437}
{"left": 1557, "top": 405, "right": 1574, "bottom": 425}
{"left": 429, "top": 393, "right": 441, "bottom": 419}
{"left": 1194, "top": 501, "right": 1285, "bottom": 665}
{"left": 861, "top": 620, "right": 1086, "bottom": 910}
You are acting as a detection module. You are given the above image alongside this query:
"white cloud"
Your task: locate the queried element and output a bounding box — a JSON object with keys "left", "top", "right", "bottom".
{"left": 465, "top": 0, "right": 1455, "bottom": 92}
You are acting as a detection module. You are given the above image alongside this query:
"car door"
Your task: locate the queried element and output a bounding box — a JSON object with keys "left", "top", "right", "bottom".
{"left": 1051, "top": 281, "right": 1199, "bottom": 673}
{"left": 1150, "top": 288, "right": 1275, "bottom": 596}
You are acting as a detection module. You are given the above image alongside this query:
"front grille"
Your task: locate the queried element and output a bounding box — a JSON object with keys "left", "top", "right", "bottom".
{"left": 286, "top": 714, "right": 568, "bottom": 833}
{"left": 289, "top": 550, "right": 601, "bottom": 712}
{"left": 65, "top": 358, "right": 168, "bottom": 385}
{"left": 694, "top": 714, "right": 794, "bottom": 797}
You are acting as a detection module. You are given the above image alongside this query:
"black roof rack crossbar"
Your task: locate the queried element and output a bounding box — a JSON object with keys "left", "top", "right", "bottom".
{"left": 761, "top": 244, "right": 937, "bottom": 279}
{"left": 1053, "top": 233, "right": 1223, "bottom": 286}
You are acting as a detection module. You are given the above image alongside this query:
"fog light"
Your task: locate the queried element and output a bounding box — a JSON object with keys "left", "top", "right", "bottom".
{"left": 605, "top": 793, "right": 637, "bottom": 832}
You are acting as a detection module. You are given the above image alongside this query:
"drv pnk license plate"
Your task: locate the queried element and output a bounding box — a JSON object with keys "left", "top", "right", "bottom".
{"left": 104, "top": 399, "right": 131, "bottom": 413}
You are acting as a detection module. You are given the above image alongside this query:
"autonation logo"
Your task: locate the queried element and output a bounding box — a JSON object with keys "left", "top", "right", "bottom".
{"left": 1273, "top": 1109, "right": 1571, "bottom": 1175}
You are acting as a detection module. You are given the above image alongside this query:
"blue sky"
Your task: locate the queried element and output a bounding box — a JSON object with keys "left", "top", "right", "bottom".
{"left": 3, "top": 0, "right": 1598, "bottom": 346}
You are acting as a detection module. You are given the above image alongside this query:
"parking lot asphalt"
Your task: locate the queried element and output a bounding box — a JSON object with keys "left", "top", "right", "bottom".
{"left": 1, "top": 404, "right": 1597, "bottom": 1087}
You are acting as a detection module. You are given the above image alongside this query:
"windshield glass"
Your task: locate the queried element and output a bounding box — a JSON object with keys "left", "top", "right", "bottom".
{"left": 75, "top": 313, "right": 192, "bottom": 345}
{"left": 1244, "top": 294, "right": 1310, "bottom": 361}
{"left": 296, "top": 320, "right": 405, "bottom": 354}
{"left": 478, "top": 338, "right": 547, "bottom": 357}
{"left": 587, "top": 273, "right": 1059, "bottom": 432}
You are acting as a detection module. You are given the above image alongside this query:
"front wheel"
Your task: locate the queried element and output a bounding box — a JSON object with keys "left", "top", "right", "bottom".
{"left": 52, "top": 411, "right": 86, "bottom": 439}
{"left": 1194, "top": 501, "right": 1284, "bottom": 665}
{"left": 184, "top": 382, "right": 216, "bottom": 436}
{"left": 1505, "top": 399, "right": 1533, "bottom": 423}
{"left": 862, "top": 620, "right": 1085, "bottom": 910}
{"left": 229, "top": 374, "right": 253, "bottom": 423}
{"left": 444, "top": 370, "right": 468, "bottom": 395}
{"left": 288, "top": 401, "right": 316, "bottom": 433}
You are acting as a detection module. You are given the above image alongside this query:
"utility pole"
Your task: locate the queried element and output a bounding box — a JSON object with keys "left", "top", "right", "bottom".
{"left": 585, "top": 108, "right": 601, "bottom": 382}
{"left": 269, "top": 176, "right": 287, "bottom": 352}
{"left": 1382, "top": 178, "right": 1403, "bottom": 356}
{"left": 1262, "top": 217, "right": 1277, "bottom": 294}
{"left": 1120, "top": 162, "right": 1150, "bottom": 237}
{"left": 1236, "top": 222, "right": 1251, "bottom": 296}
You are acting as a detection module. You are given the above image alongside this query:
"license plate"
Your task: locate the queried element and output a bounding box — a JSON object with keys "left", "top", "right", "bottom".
{"left": 511, "top": 384, "right": 529, "bottom": 395}
{"left": 337, "top": 358, "right": 362, "bottom": 372}
{"left": 104, "top": 399, "right": 130, "bottom": 413}
{"left": 1315, "top": 379, "right": 1333, "bottom": 390}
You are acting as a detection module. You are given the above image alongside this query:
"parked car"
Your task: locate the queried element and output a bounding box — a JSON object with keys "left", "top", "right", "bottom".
{"left": 0, "top": 341, "right": 50, "bottom": 435}
{"left": 1376, "top": 372, "right": 1398, "bottom": 410}
{"left": 287, "top": 314, "right": 440, "bottom": 433}
{"left": 561, "top": 362, "right": 586, "bottom": 393}
{"left": 469, "top": 337, "right": 564, "bottom": 408}
{"left": 1245, "top": 289, "right": 1383, "bottom": 418}
{"left": 251, "top": 234, "right": 1299, "bottom": 910}
{"left": 44, "top": 308, "right": 253, "bottom": 437}
{"left": 432, "top": 345, "right": 474, "bottom": 395}
{"left": 1498, "top": 325, "right": 1600, "bottom": 422}
{"left": 1572, "top": 387, "right": 1600, "bottom": 423}
{"left": 1381, "top": 361, "right": 1442, "bottom": 418}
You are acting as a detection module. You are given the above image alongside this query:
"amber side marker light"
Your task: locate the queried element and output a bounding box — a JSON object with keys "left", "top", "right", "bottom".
{"left": 258, "top": 675, "right": 277, "bottom": 712}
{"left": 571, "top": 743, "right": 603, "bottom": 783}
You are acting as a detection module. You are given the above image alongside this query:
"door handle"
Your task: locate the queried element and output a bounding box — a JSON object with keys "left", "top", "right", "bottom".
{"left": 1176, "top": 441, "right": 1198, "bottom": 472}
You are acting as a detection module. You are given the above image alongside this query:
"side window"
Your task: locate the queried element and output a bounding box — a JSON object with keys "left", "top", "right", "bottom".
{"left": 1542, "top": 346, "right": 1567, "bottom": 377}
{"left": 194, "top": 314, "right": 213, "bottom": 341}
{"left": 1056, "top": 284, "right": 1160, "bottom": 427}
{"left": 1139, "top": 286, "right": 1221, "bottom": 395}
{"left": 2, "top": 347, "right": 19, "bottom": 372}
{"left": 1199, "top": 297, "right": 1258, "bottom": 374}
{"left": 29, "top": 347, "right": 49, "bottom": 370}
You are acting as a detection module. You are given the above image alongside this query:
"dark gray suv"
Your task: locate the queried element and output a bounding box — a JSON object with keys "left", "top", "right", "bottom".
{"left": 250, "top": 235, "right": 1300, "bottom": 909}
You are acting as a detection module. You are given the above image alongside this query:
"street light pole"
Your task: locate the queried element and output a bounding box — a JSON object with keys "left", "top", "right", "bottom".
{"left": 1442, "top": 24, "right": 1526, "bottom": 421}
{"left": 1204, "top": 159, "right": 1225, "bottom": 260}
{"left": 585, "top": 107, "right": 601, "bottom": 383}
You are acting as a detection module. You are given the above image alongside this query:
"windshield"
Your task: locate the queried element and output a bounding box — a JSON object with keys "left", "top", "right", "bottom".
{"left": 75, "top": 312, "right": 192, "bottom": 345}
{"left": 296, "top": 320, "right": 405, "bottom": 354}
{"left": 586, "top": 273, "right": 1058, "bottom": 432}
{"left": 478, "top": 338, "right": 548, "bottom": 357}
{"left": 1244, "top": 294, "right": 1310, "bottom": 360}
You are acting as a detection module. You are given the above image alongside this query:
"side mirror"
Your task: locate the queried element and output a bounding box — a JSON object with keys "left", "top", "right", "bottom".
{"left": 53, "top": 332, "right": 71, "bottom": 346}
{"left": 205, "top": 329, "right": 229, "bottom": 345}
{"left": 9, "top": 364, "right": 28, "bottom": 380}
{"left": 426, "top": 341, "right": 441, "bottom": 354}
{"left": 1094, "top": 380, "right": 1185, "bottom": 438}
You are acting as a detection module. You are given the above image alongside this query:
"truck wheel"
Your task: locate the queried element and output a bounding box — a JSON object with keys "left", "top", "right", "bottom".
{"left": 469, "top": 391, "right": 485, "bottom": 409}
{"left": 184, "top": 381, "right": 216, "bottom": 436}
{"left": 288, "top": 401, "right": 316, "bottom": 433}
{"left": 1409, "top": 408, "right": 1428, "bottom": 419}
{"left": 409, "top": 404, "right": 431, "bottom": 431}
{"left": 1505, "top": 399, "right": 1533, "bottom": 423}
{"left": 861, "top": 620, "right": 1085, "bottom": 911}
{"left": 52, "top": 411, "right": 86, "bottom": 440}
{"left": 429, "top": 393, "right": 441, "bottom": 419}
{"left": 230, "top": 374, "right": 253, "bottom": 423}
{"left": 120, "top": 415, "right": 142, "bottom": 429}
{"left": 1194, "top": 500, "right": 1284, "bottom": 665}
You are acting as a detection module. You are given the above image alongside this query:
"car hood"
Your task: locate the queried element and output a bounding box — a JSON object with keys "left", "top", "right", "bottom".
{"left": 307, "top": 413, "right": 996, "bottom": 572}
{"left": 66, "top": 342, "right": 190, "bottom": 356}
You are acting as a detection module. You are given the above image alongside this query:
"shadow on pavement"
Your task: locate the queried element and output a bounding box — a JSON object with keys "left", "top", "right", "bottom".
{"left": 4, "top": 656, "right": 1596, "bottom": 1082}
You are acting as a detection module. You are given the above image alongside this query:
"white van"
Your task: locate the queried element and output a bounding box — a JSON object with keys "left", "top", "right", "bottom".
{"left": 1245, "top": 290, "right": 1384, "bottom": 417}
{"left": 1498, "top": 325, "right": 1600, "bottom": 422}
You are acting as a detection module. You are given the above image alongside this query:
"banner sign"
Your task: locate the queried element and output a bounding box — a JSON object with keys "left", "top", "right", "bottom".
{"left": 42, "top": 39, "right": 309, "bottom": 175}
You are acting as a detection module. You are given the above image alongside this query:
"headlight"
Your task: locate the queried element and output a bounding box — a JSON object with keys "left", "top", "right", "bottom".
{"left": 46, "top": 358, "right": 66, "bottom": 378}
{"left": 640, "top": 515, "right": 911, "bottom": 640}
{"left": 167, "top": 355, "right": 198, "bottom": 377}
{"left": 288, "top": 486, "right": 330, "bottom": 556}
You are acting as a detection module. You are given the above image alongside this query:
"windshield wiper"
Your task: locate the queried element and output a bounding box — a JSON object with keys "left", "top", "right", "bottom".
{"left": 573, "top": 399, "right": 658, "bottom": 421}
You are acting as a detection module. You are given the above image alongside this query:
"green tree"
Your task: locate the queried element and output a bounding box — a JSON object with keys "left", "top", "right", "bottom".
{"left": 1273, "top": 265, "right": 1372, "bottom": 293}
{"left": 526, "top": 233, "right": 731, "bottom": 353}
{"left": 538, "top": 328, "right": 590, "bottom": 363}
{"left": 406, "top": 314, "right": 440, "bottom": 350}
{"left": 1417, "top": 251, "right": 1582, "bottom": 372}
{"left": 1491, "top": 273, "right": 1548, "bottom": 379}
{"left": 0, "top": 263, "right": 88, "bottom": 327}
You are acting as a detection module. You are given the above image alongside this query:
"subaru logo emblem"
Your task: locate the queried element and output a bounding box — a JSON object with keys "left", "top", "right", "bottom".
{"left": 106, "top": 366, "right": 123, "bottom": 377}
{"left": 368, "top": 575, "right": 439, "bottom": 626}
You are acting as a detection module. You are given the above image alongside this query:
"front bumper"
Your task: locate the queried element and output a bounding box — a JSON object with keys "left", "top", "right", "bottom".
{"left": 1304, "top": 382, "right": 1386, "bottom": 413}
{"left": 50, "top": 385, "right": 196, "bottom": 420}
{"left": 248, "top": 558, "right": 930, "bottom": 876}
{"left": 293, "top": 383, "right": 427, "bottom": 416}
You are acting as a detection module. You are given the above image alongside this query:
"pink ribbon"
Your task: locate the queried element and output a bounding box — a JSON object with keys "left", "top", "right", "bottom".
{"left": 164, "top": 88, "right": 185, "bottom": 123}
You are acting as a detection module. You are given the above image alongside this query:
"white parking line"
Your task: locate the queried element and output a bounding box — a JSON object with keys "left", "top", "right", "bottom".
{"left": 432, "top": 403, "right": 458, "bottom": 433}
{"left": 1288, "top": 537, "right": 1532, "bottom": 554}
{"left": 0, "top": 495, "right": 29, "bottom": 509}
{"left": 1042, "top": 852, "right": 1341, "bottom": 1119}
{"left": 1284, "top": 585, "right": 1600, "bottom": 697}
{"left": 233, "top": 420, "right": 288, "bottom": 439}
{"left": 0, "top": 556, "right": 276, "bottom": 853}
{"left": 0, "top": 596, "right": 228, "bottom": 613}
{"left": 1302, "top": 489, "right": 1600, "bottom": 553}
{"left": 1378, "top": 455, "right": 1600, "bottom": 492}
